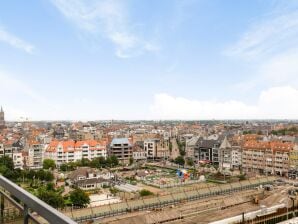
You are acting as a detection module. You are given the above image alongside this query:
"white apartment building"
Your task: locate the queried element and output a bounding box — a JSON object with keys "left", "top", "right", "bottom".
{"left": 144, "top": 139, "right": 157, "bottom": 159}
{"left": 13, "top": 152, "right": 24, "bottom": 169}
{"left": 28, "top": 142, "right": 44, "bottom": 169}
{"left": 45, "top": 140, "right": 107, "bottom": 166}
{"left": 144, "top": 138, "right": 169, "bottom": 160}
{"left": 231, "top": 146, "right": 242, "bottom": 169}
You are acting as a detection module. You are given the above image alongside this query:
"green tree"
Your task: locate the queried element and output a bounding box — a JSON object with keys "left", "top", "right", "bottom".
{"left": 174, "top": 156, "right": 185, "bottom": 166}
{"left": 59, "top": 163, "right": 68, "bottom": 172}
{"left": 139, "top": 189, "right": 153, "bottom": 197}
{"left": 107, "top": 155, "right": 119, "bottom": 167}
{"left": 186, "top": 158, "right": 194, "bottom": 166}
{"left": 0, "top": 156, "right": 14, "bottom": 170}
{"left": 90, "top": 157, "right": 106, "bottom": 168}
{"left": 77, "top": 158, "right": 90, "bottom": 167}
{"left": 129, "top": 157, "right": 134, "bottom": 165}
{"left": 70, "top": 188, "right": 90, "bottom": 207}
{"left": 43, "top": 159, "right": 56, "bottom": 170}
{"left": 37, "top": 187, "right": 64, "bottom": 209}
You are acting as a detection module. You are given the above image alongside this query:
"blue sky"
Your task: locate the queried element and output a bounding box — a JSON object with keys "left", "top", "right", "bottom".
{"left": 0, "top": 0, "right": 298, "bottom": 120}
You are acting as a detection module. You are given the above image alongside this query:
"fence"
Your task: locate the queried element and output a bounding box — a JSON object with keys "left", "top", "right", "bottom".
{"left": 67, "top": 176, "right": 276, "bottom": 223}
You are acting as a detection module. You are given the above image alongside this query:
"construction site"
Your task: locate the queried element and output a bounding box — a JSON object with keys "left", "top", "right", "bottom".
{"left": 57, "top": 176, "right": 298, "bottom": 224}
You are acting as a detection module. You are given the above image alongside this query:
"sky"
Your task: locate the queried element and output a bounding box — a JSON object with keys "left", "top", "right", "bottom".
{"left": 0, "top": 0, "right": 298, "bottom": 121}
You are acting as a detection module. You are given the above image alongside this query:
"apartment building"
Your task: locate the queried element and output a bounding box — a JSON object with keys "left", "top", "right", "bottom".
{"left": 144, "top": 138, "right": 169, "bottom": 160}
{"left": 45, "top": 140, "right": 107, "bottom": 166}
{"left": 109, "top": 138, "right": 132, "bottom": 163}
{"left": 231, "top": 146, "right": 242, "bottom": 169}
{"left": 218, "top": 137, "right": 242, "bottom": 171}
{"left": 218, "top": 137, "right": 232, "bottom": 170}
{"left": 13, "top": 152, "right": 24, "bottom": 169}
{"left": 0, "top": 141, "right": 26, "bottom": 169}
{"left": 194, "top": 139, "right": 220, "bottom": 165}
{"left": 185, "top": 136, "right": 199, "bottom": 159}
{"left": 28, "top": 142, "right": 44, "bottom": 169}
{"left": 0, "top": 141, "right": 14, "bottom": 157}
{"left": 132, "top": 144, "right": 146, "bottom": 161}
{"left": 242, "top": 141, "right": 293, "bottom": 176}
{"left": 288, "top": 144, "right": 298, "bottom": 178}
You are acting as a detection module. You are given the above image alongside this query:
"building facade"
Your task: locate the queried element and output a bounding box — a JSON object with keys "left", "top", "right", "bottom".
{"left": 45, "top": 140, "right": 107, "bottom": 166}
{"left": 143, "top": 138, "right": 169, "bottom": 160}
{"left": 109, "top": 138, "right": 132, "bottom": 163}
{"left": 242, "top": 141, "right": 292, "bottom": 176}
{"left": 194, "top": 139, "right": 220, "bottom": 164}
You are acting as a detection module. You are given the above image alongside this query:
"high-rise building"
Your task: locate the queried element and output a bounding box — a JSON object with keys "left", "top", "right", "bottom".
{"left": 0, "top": 106, "right": 5, "bottom": 129}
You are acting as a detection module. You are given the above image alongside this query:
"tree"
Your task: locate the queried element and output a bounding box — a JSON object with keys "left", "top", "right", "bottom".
{"left": 77, "top": 158, "right": 90, "bottom": 167}
{"left": 0, "top": 156, "right": 14, "bottom": 170}
{"left": 43, "top": 159, "right": 56, "bottom": 170}
{"left": 107, "top": 155, "right": 119, "bottom": 167}
{"left": 90, "top": 157, "right": 106, "bottom": 168}
{"left": 59, "top": 163, "right": 68, "bottom": 172}
{"left": 174, "top": 156, "right": 185, "bottom": 166}
{"left": 37, "top": 187, "right": 64, "bottom": 209}
{"left": 139, "top": 189, "right": 153, "bottom": 197}
{"left": 70, "top": 188, "right": 90, "bottom": 207}
{"left": 129, "top": 157, "right": 134, "bottom": 165}
{"left": 186, "top": 158, "right": 194, "bottom": 166}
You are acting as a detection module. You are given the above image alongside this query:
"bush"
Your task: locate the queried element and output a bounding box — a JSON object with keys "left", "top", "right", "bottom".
{"left": 139, "top": 189, "right": 153, "bottom": 197}
{"left": 43, "top": 159, "right": 56, "bottom": 170}
{"left": 70, "top": 188, "right": 90, "bottom": 207}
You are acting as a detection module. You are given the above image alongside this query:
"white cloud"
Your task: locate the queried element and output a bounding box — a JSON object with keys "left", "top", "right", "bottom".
{"left": 227, "top": 3, "right": 298, "bottom": 93}
{"left": 150, "top": 86, "right": 298, "bottom": 120}
{"left": 258, "top": 86, "right": 298, "bottom": 119}
{"left": 259, "top": 49, "right": 298, "bottom": 86}
{"left": 0, "top": 27, "right": 35, "bottom": 54}
{"left": 225, "top": 9, "right": 298, "bottom": 59}
{"left": 51, "top": 0, "right": 159, "bottom": 58}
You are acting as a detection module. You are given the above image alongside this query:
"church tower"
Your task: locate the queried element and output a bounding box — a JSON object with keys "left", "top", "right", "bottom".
{"left": 0, "top": 106, "right": 5, "bottom": 129}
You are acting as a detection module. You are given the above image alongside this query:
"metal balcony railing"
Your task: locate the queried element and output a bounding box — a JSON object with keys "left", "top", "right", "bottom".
{"left": 0, "top": 175, "right": 77, "bottom": 224}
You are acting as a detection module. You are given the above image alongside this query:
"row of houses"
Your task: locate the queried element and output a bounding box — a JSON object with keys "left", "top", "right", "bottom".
{"left": 0, "top": 135, "right": 170, "bottom": 168}
{"left": 185, "top": 135, "right": 298, "bottom": 177}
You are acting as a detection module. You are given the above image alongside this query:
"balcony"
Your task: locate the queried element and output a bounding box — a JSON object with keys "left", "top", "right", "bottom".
{"left": 0, "top": 175, "right": 76, "bottom": 224}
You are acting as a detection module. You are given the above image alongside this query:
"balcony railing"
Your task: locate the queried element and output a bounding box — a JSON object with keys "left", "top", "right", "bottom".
{"left": 0, "top": 175, "right": 76, "bottom": 224}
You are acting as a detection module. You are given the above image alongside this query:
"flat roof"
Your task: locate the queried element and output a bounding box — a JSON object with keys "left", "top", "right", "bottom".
{"left": 111, "top": 138, "right": 130, "bottom": 145}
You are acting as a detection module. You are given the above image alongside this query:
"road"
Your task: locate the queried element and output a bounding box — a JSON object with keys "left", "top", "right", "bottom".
{"left": 170, "top": 138, "right": 180, "bottom": 160}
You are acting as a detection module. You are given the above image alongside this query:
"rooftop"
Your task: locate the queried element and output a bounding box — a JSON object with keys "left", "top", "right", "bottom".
{"left": 111, "top": 138, "right": 130, "bottom": 145}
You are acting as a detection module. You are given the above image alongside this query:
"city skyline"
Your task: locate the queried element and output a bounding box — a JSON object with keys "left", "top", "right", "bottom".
{"left": 1, "top": 0, "right": 298, "bottom": 120}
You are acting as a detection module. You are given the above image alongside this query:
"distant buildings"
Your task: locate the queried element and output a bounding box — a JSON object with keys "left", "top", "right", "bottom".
{"left": 0, "top": 106, "right": 5, "bottom": 129}
{"left": 0, "top": 108, "right": 298, "bottom": 179}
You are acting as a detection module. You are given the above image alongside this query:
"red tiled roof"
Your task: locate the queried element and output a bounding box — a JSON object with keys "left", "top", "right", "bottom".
{"left": 46, "top": 140, "right": 107, "bottom": 153}
{"left": 243, "top": 140, "right": 293, "bottom": 152}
